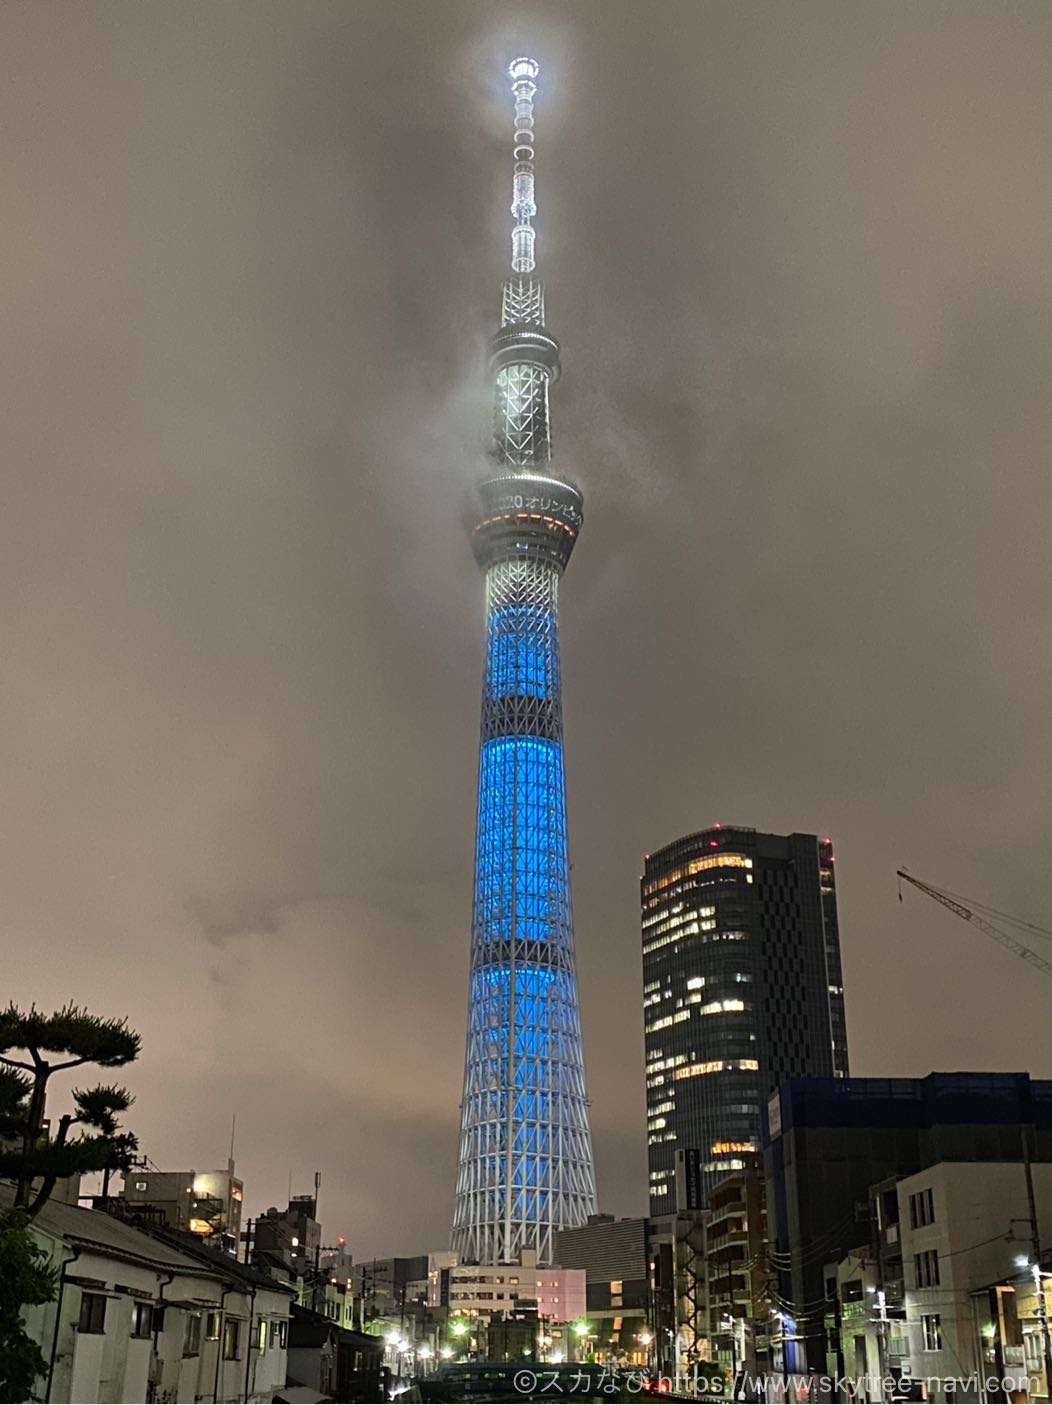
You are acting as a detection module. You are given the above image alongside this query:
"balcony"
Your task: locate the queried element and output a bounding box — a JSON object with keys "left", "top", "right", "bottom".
{"left": 708, "top": 1200, "right": 747, "bottom": 1225}
{"left": 708, "top": 1228, "right": 749, "bottom": 1253}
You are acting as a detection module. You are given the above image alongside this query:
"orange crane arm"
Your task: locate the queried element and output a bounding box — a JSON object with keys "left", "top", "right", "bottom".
{"left": 897, "top": 869, "right": 1052, "bottom": 982}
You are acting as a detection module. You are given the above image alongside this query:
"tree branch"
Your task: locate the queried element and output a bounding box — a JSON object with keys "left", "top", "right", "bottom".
{"left": 0, "top": 1055, "right": 35, "bottom": 1073}
{"left": 28, "top": 1175, "right": 58, "bottom": 1219}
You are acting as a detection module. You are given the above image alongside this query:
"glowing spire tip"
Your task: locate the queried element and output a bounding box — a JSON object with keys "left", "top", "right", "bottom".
{"left": 507, "top": 58, "right": 539, "bottom": 272}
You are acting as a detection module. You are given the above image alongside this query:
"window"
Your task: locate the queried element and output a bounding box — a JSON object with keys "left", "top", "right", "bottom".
{"left": 258, "top": 1320, "right": 268, "bottom": 1351}
{"left": 274, "top": 1320, "right": 288, "bottom": 1349}
{"left": 909, "top": 1187, "right": 935, "bottom": 1228}
{"left": 134, "top": 1180, "right": 148, "bottom": 1191}
{"left": 131, "top": 1302, "right": 154, "bottom": 1338}
{"left": 77, "top": 1293, "right": 107, "bottom": 1334}
{"left": 205, "top": 1311, "right": 221, "bottom": 1341}
{"left": 183, "top": 1313, "right": 202, "bottom": 1357}
{"left": 222, "top": 1318, "right": 241, "bottom": 1361}
{"left": 914, "top": 1249, "right": 940, "bottom": 1288}
{"left": 922, "top": 1314, "right": 942, "bottom": 1351}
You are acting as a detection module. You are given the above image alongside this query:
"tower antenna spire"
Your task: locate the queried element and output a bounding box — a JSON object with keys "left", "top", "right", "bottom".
{"left": 451, "top": 56, "right": 597, "bottom": 1267}
{"left": 508, "top": 57, "right": 540, "bottom": 273}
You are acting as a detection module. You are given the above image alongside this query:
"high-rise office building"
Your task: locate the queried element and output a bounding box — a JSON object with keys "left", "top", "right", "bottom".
{"left": 641, "top": 825, "right": 848, "bottom": 1211}
{"left": 451, "top": 59, "right": 597, "bottom": 1266}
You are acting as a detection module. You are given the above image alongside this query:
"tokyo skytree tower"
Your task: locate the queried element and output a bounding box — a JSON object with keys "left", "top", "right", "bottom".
{"left": 451, "top": 58, "right": 598, "bottom": 1266}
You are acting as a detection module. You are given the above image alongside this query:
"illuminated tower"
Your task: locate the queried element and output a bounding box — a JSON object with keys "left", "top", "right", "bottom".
{"left": 452, "top": 58, "right": 598, "bottom": 1266}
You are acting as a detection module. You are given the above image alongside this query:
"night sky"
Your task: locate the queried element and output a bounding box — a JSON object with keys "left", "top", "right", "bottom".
{"left": 5, "top": 2, "right": 1052, "bottom": 1258}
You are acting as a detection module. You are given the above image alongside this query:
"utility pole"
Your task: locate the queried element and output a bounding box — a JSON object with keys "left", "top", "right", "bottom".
{"left": 1022, "top": 1127, "right": 1052, "bottom": 1399}
{"left": 873, "top": 1289, "right": 890, "bottom": 1403}
{"left": 311, "top": 1170, "right": 323, "bottom": 1314}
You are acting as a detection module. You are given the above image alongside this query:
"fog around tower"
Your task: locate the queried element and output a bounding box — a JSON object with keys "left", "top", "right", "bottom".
{"left": 2, "top": 0, "right": 1052, "bottom": 1255}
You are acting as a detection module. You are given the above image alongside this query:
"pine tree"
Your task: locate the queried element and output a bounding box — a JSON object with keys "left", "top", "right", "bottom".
{"left": 0, "top": 1004, "right": 140, "bottom": 1218}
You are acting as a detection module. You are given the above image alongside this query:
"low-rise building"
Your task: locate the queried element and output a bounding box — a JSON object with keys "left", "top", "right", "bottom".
{"left": 554, "top": 1209, "right": 711, "bottom": 1372}
{"left": 118, "top": 1157, "right": 244, "bottom": 1254}
{"left": 252, "top": 1193, "right": 321, "bottom": 1277}
{"left": 765, "top": 1071, "right": 1052, "bottom": 1375}
{"left": 427, "top": 1248, "right": 586, "bottom": 1337}
{"left": 352, "top": 1254, "right": 429, "bottom": 1327}
{"left": 428, "top": 1248, "right": 585, "bottom": 1324}
{"left": 10, "top": 1187, "right": 292, "bottom": 1403}
{"left": 283, "top": 1303, "right": 384, "bottom": 1403}
{"left": 705, "top": 1156, "right": 767, "bottom": 1377}
{"left": 555, "top": 1215, "right": 651, "bottom": 1361}
{"left": 647, "top": 1211, "right": 708, "bottom": 1376}
{"left": 820, "top": 1160, "right": 1052, "bottom": 1402}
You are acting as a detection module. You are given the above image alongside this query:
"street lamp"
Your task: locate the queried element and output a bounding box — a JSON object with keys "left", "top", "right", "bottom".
{"left": 1016, "top": 1258, "right": 1052, "bottom": 1399}
{"left": 384, "top": 1332, "right": 402, "bottom": 1378}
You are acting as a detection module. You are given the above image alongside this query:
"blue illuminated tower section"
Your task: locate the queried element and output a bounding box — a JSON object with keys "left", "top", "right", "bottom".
{"left": 452, "top": 58, "right": 598, "bottom": 1266}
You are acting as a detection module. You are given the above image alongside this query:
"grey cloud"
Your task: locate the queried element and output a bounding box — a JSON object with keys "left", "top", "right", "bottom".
{"left": 3, "top": 0, "right": 1051, "bottom": 1257}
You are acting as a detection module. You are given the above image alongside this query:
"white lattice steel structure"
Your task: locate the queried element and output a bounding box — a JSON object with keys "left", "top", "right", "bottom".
{"left": 452, "top": 58, "right": 597, "bottom": 1266}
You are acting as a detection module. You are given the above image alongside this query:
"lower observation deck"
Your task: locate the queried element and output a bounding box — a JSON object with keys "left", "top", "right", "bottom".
{"left": 469, "top": 472, "right": 583, "bottom": 574}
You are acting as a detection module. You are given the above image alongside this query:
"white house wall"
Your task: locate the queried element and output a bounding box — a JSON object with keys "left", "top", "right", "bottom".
{"left": 22, "top": 1226, "right": 292, "bottom": 1404}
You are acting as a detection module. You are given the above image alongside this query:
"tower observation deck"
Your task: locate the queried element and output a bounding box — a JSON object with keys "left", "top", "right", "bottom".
{"left": 452, "top": 58, "right": 598, "bottom": 1267}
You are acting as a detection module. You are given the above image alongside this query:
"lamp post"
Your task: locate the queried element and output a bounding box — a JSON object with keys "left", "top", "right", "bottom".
{"left": 573, "top": 1320, "right": 590, "bottom": 1363}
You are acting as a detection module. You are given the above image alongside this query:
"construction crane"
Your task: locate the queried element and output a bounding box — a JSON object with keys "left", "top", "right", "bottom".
{"left": 897, "top": 868, "right": 1052, "bottom": 983}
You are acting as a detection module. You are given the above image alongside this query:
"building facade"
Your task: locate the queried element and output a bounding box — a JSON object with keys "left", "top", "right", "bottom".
{"left": 252, "top": 1193, "right": 321, "bottom": 1277}
{"left": 704, "top": 1156, "right": 768, "bottom": 1376}
{"left": 352, "top": 1254, "right": 429, "bottom": 1326}
{"left": 765, "top": 1071, "right": 1052, "bottom": 1376}
{"left": 452, "top": 57, "right": 597, "bottom": 1266}
{"left": 119, "top": 1158, "right": 243, "bottom": 1253}
{"left": 13, "top": 1190, "right": 292, "bottom": 1404}
{"left": 427, "top": 1248, "right": 586, "bottom": 1327}
{"left": 555, "top": 1215, "right": 652, "bottom": 1360}
{"left": 642, "top": 825, "right": 847, "bottom": 1212}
